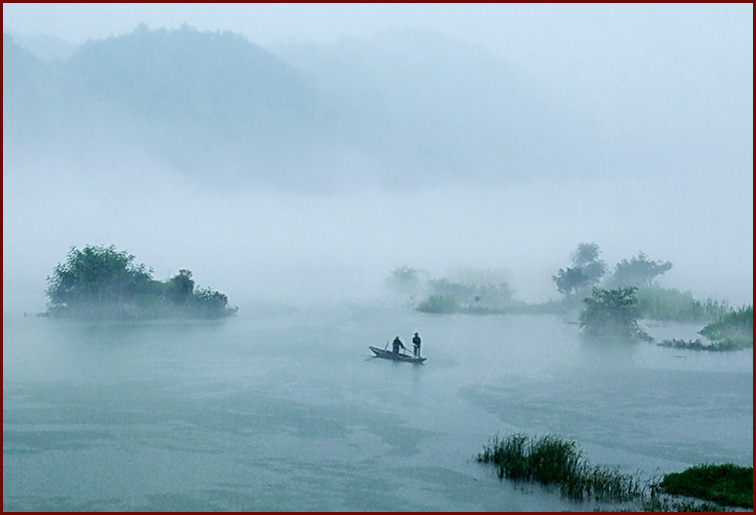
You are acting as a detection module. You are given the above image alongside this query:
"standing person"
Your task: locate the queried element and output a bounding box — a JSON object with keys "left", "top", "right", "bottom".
{"left": 392, "top": 336, "right": 406, "bottom": 354}
{"left": 412, "top": 332, "right": 421, "bottom": 357}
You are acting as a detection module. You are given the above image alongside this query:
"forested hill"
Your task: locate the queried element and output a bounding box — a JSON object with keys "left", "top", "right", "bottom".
{"left": 3, "top": 33, "right": 66, "bottom": 143}
{"left": 3, "top": 26, "right": 592, "bottom": 190}
{"left": 4, "top": 27, "right": 356, "bottom": 187}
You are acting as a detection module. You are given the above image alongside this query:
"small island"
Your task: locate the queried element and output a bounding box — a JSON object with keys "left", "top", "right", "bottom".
{"left": 44, "top": 244, "right": 238, "bottom": 319}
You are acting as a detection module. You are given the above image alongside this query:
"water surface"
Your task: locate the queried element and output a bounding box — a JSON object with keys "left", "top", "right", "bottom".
{"left": 3, "top": 302, "right": 752, "bottom": 511}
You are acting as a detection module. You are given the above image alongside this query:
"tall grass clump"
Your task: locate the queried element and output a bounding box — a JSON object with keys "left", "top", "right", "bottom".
{"left": 476, "top": 433, "right": 643, "bottom": 503}
{"left": 636, "top": 287, "right": 730, "bottom": 322}
{"left": 699, "top": 305, "right": 753, "bottom": 348}
{"left": 478, "top": 433, "right": 752, "bottom": 511}
{"left": 658, "top": 338, "right": 745, "bottom": 352}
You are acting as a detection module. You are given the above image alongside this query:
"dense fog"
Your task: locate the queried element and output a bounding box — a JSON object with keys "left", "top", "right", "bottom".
{"left": 3, "top": 4, "right": 753, "bottom": 316}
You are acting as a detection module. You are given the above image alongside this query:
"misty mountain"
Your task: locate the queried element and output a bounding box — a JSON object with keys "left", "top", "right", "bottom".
{"left": 275, "top": 28, "right": 590, "bottom": 181}
{"left": 4, "top": 27, "right": 348, "bottom": 187}
{"left": 4, "top": 31, "right": 79, "bottom": 62}
{"left": 65, "top": 26, "right": 325, "bottom": 134}
{"left": 2, "top": 34, "right": 67, "bottom": 147}
{"left": 4, "top": 26, "right": 599, "bottom": 190}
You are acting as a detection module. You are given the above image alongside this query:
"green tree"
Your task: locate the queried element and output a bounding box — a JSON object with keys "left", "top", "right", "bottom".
{"left": 552, "top": 267, "right": 589, "bottom": 296}
{"left": 190, "top": 287, "right": 237, "bottom": 318}
{"left": 607, "top": 252, "right": 672, "bottom": 288}
{"left": 167, "top": 269, "right": 195, "bottom": 305}
{"left": 46, "top": 245, "right": 154, "bottom": 311}
{"left": 570, "top": 242, "right": 607, "bottom": 283}
{"left": 385, "top": 265, "right": 423, "bottom": 296}
{"left": 579, "top": 287, "right": 652, "bottom": 341}
{"left": 553, "top": 242, "right": 607, "bottom": 296}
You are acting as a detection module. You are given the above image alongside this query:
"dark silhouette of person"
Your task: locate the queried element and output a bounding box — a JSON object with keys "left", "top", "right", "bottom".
{"left": 412, "top": 332, "right": 421, "bottom": 357}
{"left": 392, "top": 336, "right": 406, "bottom": 354}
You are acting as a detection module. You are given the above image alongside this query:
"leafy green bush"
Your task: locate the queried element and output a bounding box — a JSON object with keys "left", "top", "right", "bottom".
{"left": 579, "top": 287, "right": 652, "bottom": 342}
{"left": 699, "top": 305, "right": 753, "bottom": 347}
{"left": 659, "top": 463, "right": 753, "bottom": 509}
{"left": 416, "top": 294, "right": 459, "bottom": 314}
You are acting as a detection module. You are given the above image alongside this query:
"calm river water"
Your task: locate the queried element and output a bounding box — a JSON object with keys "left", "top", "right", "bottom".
{"left": 3, "top": 301, "right": 752, "bottom": 511}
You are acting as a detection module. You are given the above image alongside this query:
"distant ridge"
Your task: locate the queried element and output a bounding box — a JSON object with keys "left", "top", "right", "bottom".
{"left": 4, "top": 26, "right": 592, "bottom": 190}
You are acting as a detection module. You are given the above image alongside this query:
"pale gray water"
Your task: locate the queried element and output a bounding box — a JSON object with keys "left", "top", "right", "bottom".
{"left": 3, "top": 302, "right": 752, "bottom": 511}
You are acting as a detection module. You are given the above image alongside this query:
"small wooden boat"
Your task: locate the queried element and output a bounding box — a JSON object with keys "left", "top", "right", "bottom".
{"left": 369, "top": 345, "right": 427, "bottom": 364}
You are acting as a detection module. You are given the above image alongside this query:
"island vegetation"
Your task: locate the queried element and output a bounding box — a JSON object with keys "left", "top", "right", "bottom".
{"left": 45, "top": 245, "right": 238, "bottom": 319}
{"left": 477, "top": 432, "right": 752, "bottom": 511}
{"left": 552, "top": 242, "right": 608, "bottom": 297}
{"left": 578, "top": 286, "right": 653, "bottom": 342}
{"left": 659, "top": 305, "right": 753, "bottom": 351}
{"left": 386, "top": 241, "right": 752, "bottom": 350}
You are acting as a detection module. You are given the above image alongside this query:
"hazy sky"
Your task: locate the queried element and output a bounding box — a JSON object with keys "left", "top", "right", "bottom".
{"left": 5, "top": 3, "right": 753, "bottom": 169}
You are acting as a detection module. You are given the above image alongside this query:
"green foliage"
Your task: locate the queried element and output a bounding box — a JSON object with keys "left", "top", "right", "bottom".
{"left": 636, "top": 286, "right": 730, "bottom": 322}
{"left": 607, "top": 252, "right": 673, "bottom": 288}
{"left": 385, "top": 265, "right": 423, "bottom": 296}
{"left": 659, "top": 464, "right": 753, "bottom": 509}
{"left": 190, "top": 287, "right": 237, "bottom": 319}
{"left": 658, "top": 338, "right": 744, "bottom": 352}
{"left": 416, "top": 294, "right": 459, "bottom": 314}
{"left": 553, "top": 242, "right": 607, "bottom": 296}
{"left": 570, "top": 242, "right": 608, "bottom": 282}
{"left": 427, "top": 277, "right": 471, "bottom": 300}
{"left": 477, "top": 433, "right": 643, "bottom": 503}
{"left": 478, "top": 433, "right": 750, "bottom": 511}
{"left": 45, "top": 245, "right": 237, "bottom": 319}
{"left": 167, "top": 269, "right": 195, "bottom": 305}
{"left": 428, "top": 277, "right": 513, "bottom": 308}
{"left": 411, "top": 266, "right": 515, "bottom": 314}
{"left": 699, "top": 305, "right": 753, "bottom": 348}
{"left": 552, "top": 267, "right": 589, "bottom": 296}
{"left": 579, "top": 287, "right": 653, "bottom": 342}
{"left": 46, "top": 245, "right": 154, "bottom": 309}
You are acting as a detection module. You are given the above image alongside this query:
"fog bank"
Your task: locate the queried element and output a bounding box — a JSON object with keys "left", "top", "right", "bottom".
{"left": 4, "top": 158, "right": 752, "bottom": 316}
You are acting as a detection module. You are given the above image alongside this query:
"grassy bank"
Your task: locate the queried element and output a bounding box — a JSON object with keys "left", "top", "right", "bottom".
{"left": 659, "top": 463, "right": 753, "bottom": 509}
{"left": 477, "top": 432, "right": 752, "bottom": 511}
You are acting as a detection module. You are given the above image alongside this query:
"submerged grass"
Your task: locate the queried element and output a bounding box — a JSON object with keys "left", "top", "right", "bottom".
{"left": 658, "top": 338, "right": 747, "bottom": 352}
{"left": 698, "top": 305, "right": 753, "bottom": 348}
{"left": 659, "top": 305, "right": 753, "bottom": 352}
{"left": 477, "top": 432, "right": 644, "bottom": 503}
{"left": 477, "top": 433, "right": 752, "bottom": 511}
